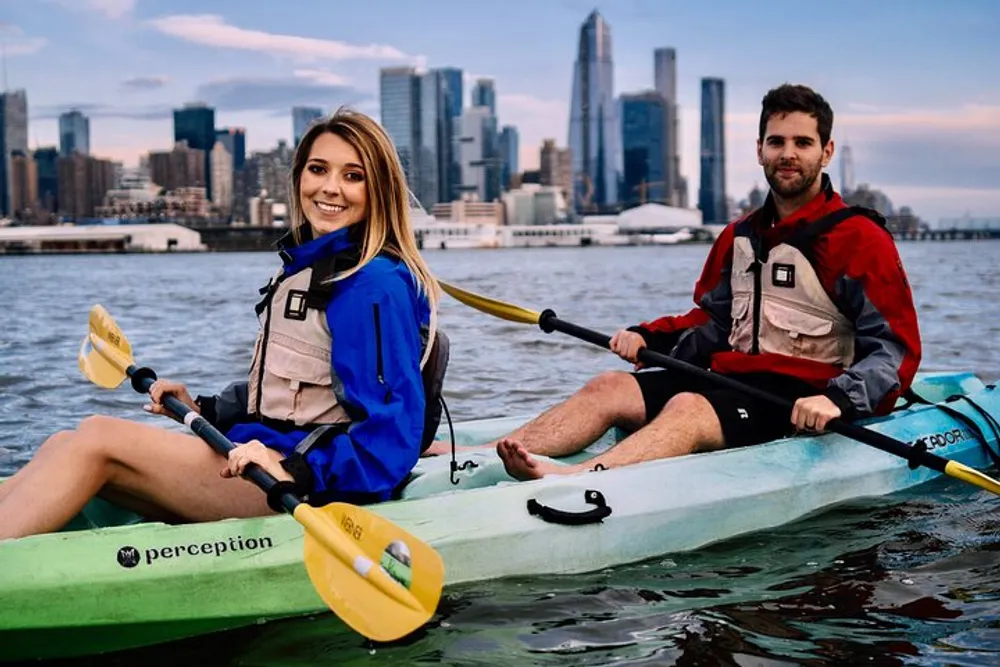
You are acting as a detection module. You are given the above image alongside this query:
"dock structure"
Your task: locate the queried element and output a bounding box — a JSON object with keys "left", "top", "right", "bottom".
{"left": 0, "top": 224, "right": 206, "bottom": 254}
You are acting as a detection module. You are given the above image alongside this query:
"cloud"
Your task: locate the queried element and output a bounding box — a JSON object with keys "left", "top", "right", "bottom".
{"left": 120, "top": 75, "right": 170, "bottom": 92}
{"left": 146, "top": 14, "right": 419, "bottom": 65}
{"left": 0, "top": 25, "right": 47, "bottom": 56}
{"left": 48, "top": 0, "right": 135, "bottom": 20}
{"left": 83, "top": 0, "right": 135, "bottom": 20}
{"left": 193, "top": 76, "right": 371, "bottom": 113}
{"left": 293, "top": 69, "right": 350, "bottom": 87}
{"left": 4, "top": 37, "right": 47, "bottom": 56}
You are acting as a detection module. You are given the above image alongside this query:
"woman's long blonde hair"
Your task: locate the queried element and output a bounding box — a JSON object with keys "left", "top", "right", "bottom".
{"left": 287, "top": 108, "right": 440, "bottom": 367}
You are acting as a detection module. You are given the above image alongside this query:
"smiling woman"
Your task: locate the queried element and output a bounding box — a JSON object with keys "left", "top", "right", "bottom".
{"left": 0, "top": 108, "right": 447, "bottom": 540}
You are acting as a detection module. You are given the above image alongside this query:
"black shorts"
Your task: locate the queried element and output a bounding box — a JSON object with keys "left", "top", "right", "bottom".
{"left": 632, "top": 370, "right": 820, "bottom": 448}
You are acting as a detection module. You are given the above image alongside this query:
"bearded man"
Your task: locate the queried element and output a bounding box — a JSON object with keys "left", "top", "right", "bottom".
{"left": 488, "top": 83, "right": 922, "bottom": 481}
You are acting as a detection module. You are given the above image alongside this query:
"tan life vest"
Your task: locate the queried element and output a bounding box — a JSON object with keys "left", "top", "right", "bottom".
{"left": 247, "top": 266, "right": 350, "bottom": 427}
{"left": 728, "top": 217, "right": 857, "bottom": 367}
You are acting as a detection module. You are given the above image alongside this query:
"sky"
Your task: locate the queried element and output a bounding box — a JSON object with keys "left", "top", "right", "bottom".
{"left": 3, "top": 0, "right": 999, "bottom": 222}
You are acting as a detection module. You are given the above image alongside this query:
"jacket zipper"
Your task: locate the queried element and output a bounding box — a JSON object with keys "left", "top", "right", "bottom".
{"left": 373, "top": 304, "right": 392, "bottom": 403}
{"left": 749, "top": 245, "right": 764, "bottom": 355}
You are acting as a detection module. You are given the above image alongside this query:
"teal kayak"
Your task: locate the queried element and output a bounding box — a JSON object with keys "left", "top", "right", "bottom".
{"left": 0, "top": 371, "right": 997, "bottom": 661}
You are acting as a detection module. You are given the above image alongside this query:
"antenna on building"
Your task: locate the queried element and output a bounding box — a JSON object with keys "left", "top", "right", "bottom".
{"left": 1, "top": 36, "right": 8, "bottom": 91}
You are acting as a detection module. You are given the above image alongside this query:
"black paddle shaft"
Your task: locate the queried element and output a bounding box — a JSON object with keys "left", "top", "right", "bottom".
{"left": 536, "top": 309, "right": 949, "bottom": 475}
{"left": 125, "top": 365, "right": 303, "bottom": 513}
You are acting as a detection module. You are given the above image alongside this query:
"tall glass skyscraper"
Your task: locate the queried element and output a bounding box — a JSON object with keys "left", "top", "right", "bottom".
{"left": 499, "top": 125, "right": 519, "bottom": 191}
{"left": 292, "top": 107, "right": 323, "bottom": 146}
{"left": 0, "top": 90, "right": 29, "bottom": 217}
{"left": 379, "top": 67, "right": 420, "bottom": 194}
{"left": 568, "top": 10, "right": 620, "bottom": 212}
{"left": 174, "top": 103, "right": 216, "bottom": 200}
{"left": 418, "top": 70, "right": 444, "bottom": 208}
{"left": 472, "top": 79, "right": 496, "bottom": 116}
{"left": 653, "top": 48, "right": 683, "bottom": 206}
{"left": 215, "top": 127, "right": 246, "bottom": 170}
{"left": 621, "top": 92, "right": 666, "bottom": 206}
{"left": 59, "top": 110, "right": 90, "bottom": 158}
{"left": 698, "top": 78, "right": 727, "bottom": 224}
{"left": 436, "top": 67, "right": 464, "bottom": 202}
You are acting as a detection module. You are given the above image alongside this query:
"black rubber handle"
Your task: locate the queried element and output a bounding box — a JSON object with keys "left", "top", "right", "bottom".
{"left": 526, "top": 489, "right": 612, "bottom": 525}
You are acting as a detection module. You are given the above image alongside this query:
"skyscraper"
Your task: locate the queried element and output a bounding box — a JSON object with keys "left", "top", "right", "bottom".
{"left": 698, "top": 78, "right": 727, "bottom": 224}
{"left": 499, "top": 125, "right": 519, "bottom": 191}
{"left": 174, "top": 103, "right": 216, "bottom": 199}
{"left": 417, "top": 70, "right": 444, "bottom": 208}
{"left": 215, "top": 127, "right": 246, "bottom": 170}
{"left": 472, "top": 79, "right": 496, "bottom": 116}
{"left": 568, "top": 10, "right": 620, "bottom": 212}
{"left": 436, "top": 67, "right": 464, "bottom": 202}
{"left": 379, "top": 67, "right": 421, "bottom": 193}
{"left": 59, "top": 110, "right": 90, "bottom": 158}
{"left": 840, "top": 143, "right": 855, "bottom": 194}
{"left": 0, "top": 90, "right": 29, "bottom": 217}
{"left": 292, "top": 107, "right": 323, "bottom": 146}
{"left": 458, "top": 107, "right": 498, "bottom": 202}
{"left": 653, "top": 48, "right": 683, "bottom": 206}
{"left": 621, "top": 92, "right": 666, "bottom": 206}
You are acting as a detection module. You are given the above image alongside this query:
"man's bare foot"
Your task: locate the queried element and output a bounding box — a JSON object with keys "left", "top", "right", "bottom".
{"left": 421, "top": 440, "right": 489, "bottom": 457}
{"left": 496, "top": 438, "right": 573, "bottom": 481}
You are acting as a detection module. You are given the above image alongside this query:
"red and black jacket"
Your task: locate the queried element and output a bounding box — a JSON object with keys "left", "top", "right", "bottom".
{"left": 631, "top": 175, "right": 922, "bottom": 418}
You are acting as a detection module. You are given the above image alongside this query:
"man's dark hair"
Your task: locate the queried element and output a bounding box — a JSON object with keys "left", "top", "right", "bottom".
{"left": 758, "top": 84, "right": 834, "bottom": 146}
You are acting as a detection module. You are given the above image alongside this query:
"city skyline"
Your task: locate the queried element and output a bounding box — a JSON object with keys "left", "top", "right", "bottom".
{"left": 3, "top": 0, "right": 998, "bottom": 221}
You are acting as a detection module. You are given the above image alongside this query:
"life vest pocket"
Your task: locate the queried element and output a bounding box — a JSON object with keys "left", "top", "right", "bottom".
{"left": 727, "top": 294, "right": 753, "bottom": 353}
{"left": 259, "top": 334, "right": 345, "bottom": 425}
{"left": 760, "top": 300, "right": 841, "bottom": 362}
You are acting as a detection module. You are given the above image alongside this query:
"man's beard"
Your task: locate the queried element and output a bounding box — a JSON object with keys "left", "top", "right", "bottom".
{"left": 764, "top": 160, "right": 823, "bottom": 199}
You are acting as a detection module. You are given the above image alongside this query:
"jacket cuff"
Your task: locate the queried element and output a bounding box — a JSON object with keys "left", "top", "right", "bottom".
{"left": 823, "top": 386, "right": 855, "bottom": 419}
{"left": 194, "top": 395, "right": 217, "bottom": 426}
{"left": 626, "top": 325, "right": 653, "bottom": 345}
{"left": 279, "top": 453, "right": 317, "bottom": 498}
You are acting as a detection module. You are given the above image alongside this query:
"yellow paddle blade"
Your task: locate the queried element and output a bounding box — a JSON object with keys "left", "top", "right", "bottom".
{"left": 945, "top": 460, "right": 1000, "bottom": 496}
{"left": 78, "top": 305, "right": 135, "bottom": 389}
{"left": 296, "top": 502, "right": 444, "bottom": 642}
{"left": 439, "top": 280, "right": 541, "bottom": 325}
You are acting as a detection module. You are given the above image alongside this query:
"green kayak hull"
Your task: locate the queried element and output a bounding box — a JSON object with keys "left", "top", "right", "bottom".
{"left": 0, "top": 372, "right": 997, "bottom": 661}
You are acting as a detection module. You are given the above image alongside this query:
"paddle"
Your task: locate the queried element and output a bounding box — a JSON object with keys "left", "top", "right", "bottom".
{"left": 438, "top": 281, "right": 1000, "bottom": 497}
{"left": 77, "top": 304, "right": 444, "bottom": 642}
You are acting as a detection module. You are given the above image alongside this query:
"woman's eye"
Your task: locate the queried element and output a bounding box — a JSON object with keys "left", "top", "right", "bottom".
{"left": 307, "top": 165, "right": 325, "bottom": 174}
{"left": 345, "top": 172, "right": 364, "bottom": 182}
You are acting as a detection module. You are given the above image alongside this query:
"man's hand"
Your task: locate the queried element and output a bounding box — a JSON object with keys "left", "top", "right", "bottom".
{"left": 609, "top": 330, "right": 648, "bottom": 370}
{"left": 791, "top": 395, "right": 842, "bottom": 433}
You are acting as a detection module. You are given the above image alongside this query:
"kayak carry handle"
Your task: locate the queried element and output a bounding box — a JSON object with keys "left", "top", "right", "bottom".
{"left": 527, "top": 489, "right": 612, "bottom": 526}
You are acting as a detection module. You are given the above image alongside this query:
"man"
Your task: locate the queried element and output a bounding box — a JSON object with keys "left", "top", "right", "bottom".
{"left": 495, "top": 83, "right": 922, "bottom": 481}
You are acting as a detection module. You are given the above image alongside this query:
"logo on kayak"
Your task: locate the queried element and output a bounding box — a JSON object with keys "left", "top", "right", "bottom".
{"left": 115, "top": 535, "right": 275, "bottom": 568}
{"left": 918, "top": 428, "right": 975, "bottom": 451}
{"left": 117, "top": 546, "right": 141, "bottom": 568}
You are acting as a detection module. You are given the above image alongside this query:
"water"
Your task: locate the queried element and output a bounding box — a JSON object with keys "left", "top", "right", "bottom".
{"left": 2, "top": 242, "right": 1000, "bottom": 665}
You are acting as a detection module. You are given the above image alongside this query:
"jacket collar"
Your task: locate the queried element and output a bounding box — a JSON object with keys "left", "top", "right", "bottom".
{"left": 757, "top": 173, "right": 836, "bottom": 228}
{"left": 276, "top": 225, "right": 359, "bottom": 275}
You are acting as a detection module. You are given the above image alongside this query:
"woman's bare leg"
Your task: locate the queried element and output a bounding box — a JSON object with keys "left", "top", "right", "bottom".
{"left": 0, "top": 415, "right": 277, "bottom": 540}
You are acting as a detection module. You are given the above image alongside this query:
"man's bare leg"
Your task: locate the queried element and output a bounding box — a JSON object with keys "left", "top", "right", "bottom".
{"left": 498, "top": 392, "right": 724, "bottom": 480}
{"left": 423, "top": 371, "right": 647, "bottom": 459}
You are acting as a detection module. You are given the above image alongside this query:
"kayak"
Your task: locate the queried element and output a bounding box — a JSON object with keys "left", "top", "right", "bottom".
{"left": 1, "top": 370, "right": 997, "bottom": 661}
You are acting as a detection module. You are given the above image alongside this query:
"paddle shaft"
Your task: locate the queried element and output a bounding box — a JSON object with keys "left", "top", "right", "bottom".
{"left": 537, "top": 310, "right": 950, "bottom": 475}
{"left": 126, "top": 365, "right": 303, "bottom": 513}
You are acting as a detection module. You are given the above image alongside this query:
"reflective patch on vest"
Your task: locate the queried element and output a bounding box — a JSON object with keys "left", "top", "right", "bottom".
{"left": 772, "top": 263, "right": 795, "bottom": 288}
{"left": 284, "top": 289, "right": 309, "bottom": 321}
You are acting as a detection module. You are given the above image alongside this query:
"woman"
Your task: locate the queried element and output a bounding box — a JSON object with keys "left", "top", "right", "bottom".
{"left": 0, "top": 109, "right": 440, "bottom": 539}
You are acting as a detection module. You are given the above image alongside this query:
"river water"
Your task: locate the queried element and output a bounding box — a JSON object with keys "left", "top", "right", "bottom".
{"left": 1, "top": 241, "right": 999, "bottom": 666}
